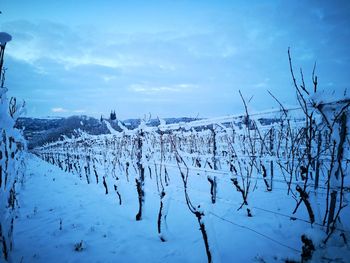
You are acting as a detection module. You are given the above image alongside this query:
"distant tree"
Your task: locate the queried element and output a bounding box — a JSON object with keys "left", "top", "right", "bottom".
{"left": 100, "top": 115, "right": 103, "bottom": 122}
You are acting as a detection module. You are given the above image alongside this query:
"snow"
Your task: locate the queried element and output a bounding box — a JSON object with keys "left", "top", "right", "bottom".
{"left": 11, "top": 152, "right": 350, "bottom": 262}
{"left": 13, "top": 154, "right": 209, "bottom": 263}
{"left": 4, "top": 92, "right": 349, "bottom": 263}
{"left": 0, "top": 32, "right": 12, "bottom": 45}
{"left": 1, "top": 37, "right": 27, "bottom": 262}
{"left": 103, "top": 120, "right": 121, "bottom": 135}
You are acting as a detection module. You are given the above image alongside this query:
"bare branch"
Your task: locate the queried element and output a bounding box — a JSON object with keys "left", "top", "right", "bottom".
{"left": 267, "top": 90, "right": 288, "bottom": 116}
{"left": 299, "top": 68, "right": 310, "bottom": 95}
{"left": 288, "top": 48, "right": 309, "bottom": 116}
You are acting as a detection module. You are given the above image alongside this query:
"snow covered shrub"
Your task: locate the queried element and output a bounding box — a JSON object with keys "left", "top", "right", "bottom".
{"left": 0, "top": 32, "right": 26, "bottom": 261}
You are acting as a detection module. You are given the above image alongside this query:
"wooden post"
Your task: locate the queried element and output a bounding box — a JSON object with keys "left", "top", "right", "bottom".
{"left": 270, "top": 161, "right": 274, "bottom": 191}
{"left": 314, "top": 132, "right": 321, "bottom": 190}
{"left": 211, "top": 126, "right": 217, "bottom": 171}
{"left": 327, "top": 191, "right": 337, "bottom": 233}
{"left": 135, "top": 129, "right": 145, "bottom": 221}
{"left": 270, "top": 128, "right": 274, "bottom": 190}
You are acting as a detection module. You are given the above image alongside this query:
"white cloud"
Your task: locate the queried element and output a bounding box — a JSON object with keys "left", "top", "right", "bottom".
{"left": 73, "top": 109, "right": 86, "bottom": 113}
{"left": 129, "top": 83, "right": 197, "bottom": 94}
{"left": 51, "top": 107, "right": 68, "bottom": 113}
{"left": 102, "top": 75, "right": 117, "bottom": 83}
{"left": 253, "top": 78, "right": 270, "bottom": 88}
{"left": 52, "top": 108, "right": 86, "bottom": 114}
{"left": 253, "top": 82, "right": 267, "bottom": 88}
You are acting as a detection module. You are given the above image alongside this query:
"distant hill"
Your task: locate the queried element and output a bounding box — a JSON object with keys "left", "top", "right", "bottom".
{"left": 15, "top": 116, "right": 201, "bottom": 149}
{"left": 15, "top": 116, "right": 109, "bottom": 149}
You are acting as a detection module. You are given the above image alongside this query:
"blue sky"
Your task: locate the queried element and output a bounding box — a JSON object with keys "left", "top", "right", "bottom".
{"left": 1, "top": 0, "right": 349, "bottom": 119}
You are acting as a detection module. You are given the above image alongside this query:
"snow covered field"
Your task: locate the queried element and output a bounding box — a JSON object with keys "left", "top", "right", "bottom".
{"left": 11, "top": 153, "right": 350, "bottom": 262}
{"left": 12, "top": 96, "right": 348, "bottom": 263}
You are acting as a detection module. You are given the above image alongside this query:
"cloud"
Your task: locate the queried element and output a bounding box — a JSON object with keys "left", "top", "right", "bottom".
{"left": 3, "top": 20, "right": 84, "bottom": 66}
{"left": 252, "top": 78, "right": 270, "bottom": 89}
{"left": 51, "top": 107, "right": 85, "bottom": 114}
{"left": 73, "top": 109, "right": 86, "bottom": 113}
{"left": 102, "top": 75, "right": 117, "bottom": 83}
{"left": 129, "top": 83, "right": 197, "bottom": 94}
{"left": 51, "top": 107, "right": 68, "bottom": 113}
{"left": 253, "top": 82, "right": 268, "bottom": 88}
{"left": 2, "top": 19, "right": 239, "bottom": 73}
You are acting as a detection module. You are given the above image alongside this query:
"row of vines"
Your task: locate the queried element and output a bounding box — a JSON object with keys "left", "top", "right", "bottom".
{"left": 34, "top": 107, "right": 349, "bottom": 260}
{"left": 0, "top": 33, "right": 26, "bottom": 262}
{"left": 33, "top": 51, "right": 350, "bottom": 262}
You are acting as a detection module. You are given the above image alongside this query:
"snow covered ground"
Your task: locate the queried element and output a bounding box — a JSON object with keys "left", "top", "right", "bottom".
{"left": 11, "top": 154, "right": 350, "bottom": 262}
{"left": 13, "top": 154, "right": 205, "bottom": 263}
